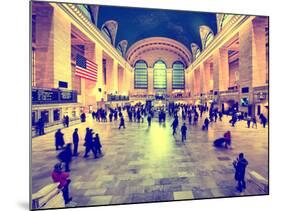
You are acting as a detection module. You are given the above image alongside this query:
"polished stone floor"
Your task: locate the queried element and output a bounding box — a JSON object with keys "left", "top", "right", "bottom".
{"left": 31, "top": 112, "right": 268, "bottom": 208}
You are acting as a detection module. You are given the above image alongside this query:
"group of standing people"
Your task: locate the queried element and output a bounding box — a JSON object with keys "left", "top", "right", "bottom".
{"left": 54, "top": 127, "right": 103, "bottom": 171}
{"left": 52, "top": 126, "right": 103, "bottom": 205}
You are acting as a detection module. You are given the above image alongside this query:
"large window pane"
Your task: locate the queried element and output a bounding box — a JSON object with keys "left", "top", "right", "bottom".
{"left": 153, "top": 60, "right": 167, "bottom": 89}
{"left": 134, "top": 60, "right": 148, "bottom": 89}
{"left": 172, "top": 62, "right": 185, "bottom": 89}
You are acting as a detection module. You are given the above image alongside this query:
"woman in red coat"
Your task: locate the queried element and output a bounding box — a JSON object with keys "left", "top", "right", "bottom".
{"left": 51, "top": 163, "right": 72, "bottom": 204}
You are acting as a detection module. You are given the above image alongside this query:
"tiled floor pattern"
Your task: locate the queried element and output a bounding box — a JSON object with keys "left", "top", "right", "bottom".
{"left": 32, "top": 112, "right": 268, "bottom": 208}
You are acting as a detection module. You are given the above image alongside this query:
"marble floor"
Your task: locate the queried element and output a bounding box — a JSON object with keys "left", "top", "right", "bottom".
{"left": 31, "top": 112, "right": 268, "bottom": 208}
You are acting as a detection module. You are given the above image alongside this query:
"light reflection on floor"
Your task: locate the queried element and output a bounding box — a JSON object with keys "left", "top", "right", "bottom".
{"left": 31, "top": 112, "right": 268, "bottom": 207}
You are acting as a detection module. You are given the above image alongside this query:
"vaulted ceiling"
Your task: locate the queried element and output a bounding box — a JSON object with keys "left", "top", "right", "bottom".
{"left": 96, "top": 5, "right": 218, "bottom": 51}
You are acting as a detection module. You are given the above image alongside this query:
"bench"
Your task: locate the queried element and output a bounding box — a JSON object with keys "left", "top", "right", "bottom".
{"left": 32, "top": 183, "right": 64, "bottom": 209}
{"left": 247, "top": 171, "right": 268, "bottom": 193}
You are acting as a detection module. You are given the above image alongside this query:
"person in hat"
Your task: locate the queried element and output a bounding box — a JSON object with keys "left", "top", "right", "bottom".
{"left": 51, "top": 163, "right": 72, "bottom": 204}
{"left": 72, "top": 128, "right": 79, "bottom": 156}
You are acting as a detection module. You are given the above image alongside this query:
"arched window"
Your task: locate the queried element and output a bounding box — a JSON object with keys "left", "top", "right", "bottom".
{"left": 117, "top": 44, "right": 123, "bottom": 56}
{"left": 195, "top": 48, "right": 201, "bottom": 59}
{"left": 134, "top": 60, "right": 148, "bottom": 89}
{"left": 220, "top": 14, "right": 232, "bottom": 29}
{"left": 153, "top": 60, "right": 167, "bottom": 89}
{"left": 172, "top": 61, "right": 185, "bottom": 89}
{"left": 101, "top": 26, "right": 112, "bottom": 44}
{"left": 205, "top": 32, "right": 214, "bottom": 48}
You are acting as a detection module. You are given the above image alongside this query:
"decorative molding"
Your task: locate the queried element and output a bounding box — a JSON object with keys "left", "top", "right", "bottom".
{"left": 187, "top": 15, "right": 254, "bottom": 74}
{"left": 55, "top": 3, "right": 133, "bottom": 72}
{"left": 101, "top": 20, "right": 118, "bottom": 46}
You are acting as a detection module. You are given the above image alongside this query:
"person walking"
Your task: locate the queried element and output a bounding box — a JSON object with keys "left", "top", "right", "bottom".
{"left": 147, "top": 114, "right": 152, "bottom": 127}
{"left": 55, "top": 129, "right": 65, "bottom": 150}
{"left": 260, "top": 114, "right": 267, "bottom": 128}
{"left": 83, "top": 128, "right": 95, "bottom": 158}
{"left": 219, "top": 112, "right": 223, "bottom": 121}
{"left": 72, "top": 128, "right": 79, "bottom": 156}
{"left": 204, "top": 117, "right": 210, "bottom": 131}
{"left": 171, "top": 118, "right": 178, "bottom": 136}
{"left": 93, "top": 133, "right": 102, "bottom": 159}
{"left": 37, "top": 117, "right": 45, "bottom": 136}
{"left": 65, "top": 115, "right": 69, "bottom": 127}
{"left": 246, "top": 116, "right": 251, "bottom": 128}
{"left": 118, "top": 115, "right": 126, "bottom": 129}
{"left": 252, "top": 117, "right": 257, "bottom": 128}
{"left": 57, "top": 143, "right": 72, "bottom": 172}
{"left": 233, "top": 153, "right": 248, "bottom": 192}
{"left": 181, "top": 123, "right": 188, "bottom": 143}
{"left": 51, "top": 163, "right": 72, "bottom": 205}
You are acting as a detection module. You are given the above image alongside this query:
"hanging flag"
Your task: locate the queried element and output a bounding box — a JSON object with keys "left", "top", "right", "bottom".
{"left": 75, "top": 54, "right": 98, "bottom": 82}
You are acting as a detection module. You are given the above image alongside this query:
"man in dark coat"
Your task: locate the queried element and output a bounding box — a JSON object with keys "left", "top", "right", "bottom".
{"left": 233, "top": 153, "right": 248, "bottom": 192}
{"left": 171, "top": 118, "right": 179, "bottom": 136}
{"left": 93, "top": 133, "right": 102, "bottom": 159}
{"left": 83, "top": 129, "right": 95, "bottom": 158}
{"left": 147, "top": 114, "right": 152, "bottom": 127}
{"left": 55, "top": 129, "right": 65, "bottom": 150}
{"left": 80, "top": 112, "right": 86, "bottom": 122}
{"left": 72, "top": 128, "right": 79, "bottom": 156}
{"left": 57, "top": 143, "right": 72, "bottom": 172}
{"left": 37, "top": 117, "right": 45, "bottom": 136}
{"left": 204, "top": 117, "right": 210, "bottom": 130}
{"left": 181, "top": 123, "right": 187, "bottom": 143}
{"left": 118, "top": 116, "right": 126, "bottom": 129}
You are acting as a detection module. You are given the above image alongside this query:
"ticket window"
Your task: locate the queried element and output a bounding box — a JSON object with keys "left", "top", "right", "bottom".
{"left": 41, "top": 110, "right": 49, "bottom": 123}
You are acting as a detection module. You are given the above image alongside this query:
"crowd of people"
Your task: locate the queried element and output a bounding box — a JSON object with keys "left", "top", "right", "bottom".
{"left": 52, "top": 126, "right": 103, "bottom": 204}
{"left": 39, "top": 101, "right": 268, "bottom": 205}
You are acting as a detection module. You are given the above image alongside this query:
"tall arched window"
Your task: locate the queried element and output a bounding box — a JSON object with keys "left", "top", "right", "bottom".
{"left": 205, "top": 32, "right": 214, "bottom": 48}
{"left": 172, "top": 61, "right": 185, "bottom": 89}
{"left": 117, "top": 44, "right": 123, "bottom": 56}
{"left": 153, "top": 60, "right": 167, "bottom": 89}
{"left": 134, "top": 60, "right": 148, "bottom": 89}
{"left": 101, "top": 26, "right": 112, "bottom": 44}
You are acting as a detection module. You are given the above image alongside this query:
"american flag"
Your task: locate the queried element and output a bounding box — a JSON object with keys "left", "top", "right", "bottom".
{"left": 75, "top": 54, "right": 98, "bottom": 82}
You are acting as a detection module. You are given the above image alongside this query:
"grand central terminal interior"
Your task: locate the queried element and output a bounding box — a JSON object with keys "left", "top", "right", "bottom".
{"left": 31, "top": 1, "right": 269, "bottom": 209}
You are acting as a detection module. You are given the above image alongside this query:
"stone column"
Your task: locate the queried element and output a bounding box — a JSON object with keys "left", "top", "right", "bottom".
{"left": 34, "top": 5, "right": 54, "bottom": 88}
{"left": 94, "top": 44, "right": 104, "bottom": 103}
{"left": 53, "top": 6, "right": 72, "bottom": 89}
{"left": 213, "top": 48, "right": 229, "bottom": 92}
{"left": 112, "top": 60, "right": 119, "bottom": 94}
{"left": 118, "top": 65, "right": 125, "bottom": 94}
{"left": 147, "top": 68, "right": 153, "bottom": 94}
{"left": 239, "top": 20, "right": 254, "bottom": 105}
{"left": 199, "top": 64, "right": 205, "bottom": 94}
{"left": 83, "top": 43, "right": 96, "bottom": 110}
{"left": 167, "top": 68, "right": 173, "bottom": 95}
{"left": 203, "top": 62, "right": 211, "bottom": 93}
{"left": 252, "top": 18, "right": 267, "bottom": 87}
